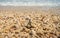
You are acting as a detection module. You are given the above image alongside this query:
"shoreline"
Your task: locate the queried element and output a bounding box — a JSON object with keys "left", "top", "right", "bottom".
{"left": 0, "top": 6, "right": 60, "bottom": 15}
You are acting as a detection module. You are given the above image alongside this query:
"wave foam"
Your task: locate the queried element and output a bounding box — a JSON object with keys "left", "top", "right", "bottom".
{"left": 0, "top": 2, "right": 59, "bottom": 6}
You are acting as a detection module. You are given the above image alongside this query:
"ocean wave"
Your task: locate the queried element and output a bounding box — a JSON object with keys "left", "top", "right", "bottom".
{"left": 0, "top": 0, "right": 59, "bottom": 6}
{"left": 0, "top": 2, "right": 59, "bottom": 6}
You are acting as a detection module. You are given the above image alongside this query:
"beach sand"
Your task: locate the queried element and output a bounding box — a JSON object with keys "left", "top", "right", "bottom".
{"left": 0, "top": 6, "right": 60, "bottom": 38}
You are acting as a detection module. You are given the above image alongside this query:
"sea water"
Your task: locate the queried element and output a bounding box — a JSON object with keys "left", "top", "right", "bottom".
{"left": 0, "top": 0, "right": 59, "bottom": 6}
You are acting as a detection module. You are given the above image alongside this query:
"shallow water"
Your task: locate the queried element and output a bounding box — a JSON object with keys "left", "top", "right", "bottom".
{"left": 0, "top": 0, "right": 60, "bottom": 6}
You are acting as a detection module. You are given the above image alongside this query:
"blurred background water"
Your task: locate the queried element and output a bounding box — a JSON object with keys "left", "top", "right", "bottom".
{"left": 0, "top": 0, "right": 60, "bottom": 6}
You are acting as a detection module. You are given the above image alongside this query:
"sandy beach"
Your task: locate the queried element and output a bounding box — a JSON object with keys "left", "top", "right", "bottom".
{"left": 0, "top": 6, "right": 60, "bottom": 38}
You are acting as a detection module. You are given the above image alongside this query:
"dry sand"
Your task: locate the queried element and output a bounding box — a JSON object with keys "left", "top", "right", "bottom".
{"left": 0, "top": 6, "right": 60, "bottom": 38}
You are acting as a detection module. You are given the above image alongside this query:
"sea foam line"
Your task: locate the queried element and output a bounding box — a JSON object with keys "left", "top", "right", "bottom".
{"left": 0, "top": 2, "right": 59, "bottom": 6}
